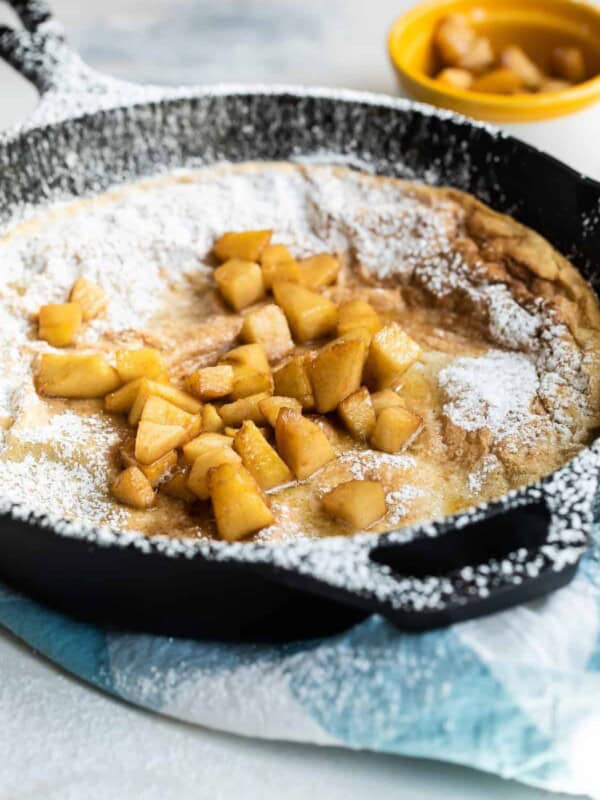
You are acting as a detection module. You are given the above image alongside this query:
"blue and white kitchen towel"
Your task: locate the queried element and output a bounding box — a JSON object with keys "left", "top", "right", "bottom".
{"left": 1, "top": 524, "right": 600, "bottom": 798}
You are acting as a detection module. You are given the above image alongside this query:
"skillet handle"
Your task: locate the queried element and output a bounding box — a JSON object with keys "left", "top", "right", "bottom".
{"left": 268, "top": 496, "right": 588, "bottom": 632}
{"left": 0, "top": 0, "right": 163, "bottom": 132}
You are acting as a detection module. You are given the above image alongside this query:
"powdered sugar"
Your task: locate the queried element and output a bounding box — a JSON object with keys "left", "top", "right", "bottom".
{"left": 439, "top": 350, "right": 539, "bottom": 440}
{"left": 338, "top": 450, "right": 416, "bottom": 481}
{"left": 386, "top": 486, "right": 423, "bottom": 527}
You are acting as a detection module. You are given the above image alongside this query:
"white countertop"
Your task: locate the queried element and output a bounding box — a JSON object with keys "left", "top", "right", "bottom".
{"left": 0, "top": 1, "right": 596, "bottom": 798}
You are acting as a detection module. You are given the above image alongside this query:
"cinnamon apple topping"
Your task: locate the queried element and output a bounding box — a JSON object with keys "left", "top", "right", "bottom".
{"left": 33, "top": 231, "right": 426, "bottom": 540}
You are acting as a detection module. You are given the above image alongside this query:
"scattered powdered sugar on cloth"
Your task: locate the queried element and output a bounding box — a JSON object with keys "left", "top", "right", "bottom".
{"left": 438, "top": 350, "right": 539, "bottom": 440}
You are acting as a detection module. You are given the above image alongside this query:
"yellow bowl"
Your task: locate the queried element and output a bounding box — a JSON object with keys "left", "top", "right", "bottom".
{"left": 388, "top": 0, "right": 600, "bottom": 122}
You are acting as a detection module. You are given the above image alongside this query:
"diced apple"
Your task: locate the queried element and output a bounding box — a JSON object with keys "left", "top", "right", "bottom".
{"left": 339, "top": 326, "right": 373, "bottom": 350}
{"left": 69, "top": 276, "right": 107, "bottom": 321}
{"left": 309, "top": 337, "right": 366, "bottom": 413}
{"left": 127, "top": 379, "right": 201, "bottom": 425}
{"left": 141, "top": 395, "right": 196, "bottom": 428}
{"left": 134, "top": 420, "right": 186, "bottom": 465}
{"left": 138, "top": 449, "right": 178, "bottom": 487}
{"left": 272, "top": 281, "right": 337, "bottom": 342}
{"left": 215, "top": 259, "right": 265, "bottom": 311}
{"left": 337, "top": 299, "right": 382, "bottom": 337}
{"left": 240, "top": 304, "right": 294, "bottom": 361}
{"left": 183, "top": 414, "right": 203, "bottom": 444}
{"left": 161, "top": 469, "right": 197, "bottom": 503}
{"left": 234, "top": 420, "right": 292, "bottom": 490}
{"left": 37, "top": 354, "right": 121, "bottom": 398}
{"left": 434, "top": 14, "right": 476, "bottom": 65}
{"left": 208, "top": 462, "right": 274, "bottom": 541}
{"left": 261, "top": 244, "right": 301, "bottom": 289}
{"left": 220, "top": 343, "right": 270, "bottom": 373}
{"left": 105, "top": 377, "right": 145, "bottom": 414}
{"left": 38, "top": 303, "right": 82, "bottom": 347}
{"left": 275, "top": 407, "right": 335, "bottom": 480}
{"left": 258, "top": 395, "right": 303, "bottom": 427}
{"left": 187, "top": 446, "right": 241, "bottom": 500}
{"left": 186, "top": 365, "right": 234, "bottom": 400}
{"left": 299, "top": 253, "right": 340, "bottom": 291}
{"left": 436, "top": 67, "right": 473, "bottom": 90}
{"left": 273, "top": 355, "right": 315, "bottom": 408}
{"left": 219, "top": 393, "right": 270, "bottom": 427}
{"left": 230, "top": 366, "right": 274, "bottom": 399}
{"left": 321, "top": 480, "right": 386, "bottom": 528}
{"left": 115, "top": 348, "right": 169, "bottom": 383}
{"left": 397, "top": 364, "right": 433, "bottom": 407}
{"left": 471, "top": 68, "right": 523, "bottom": 95}
{"left": 111, "top": 466, "right": 155, "bottom": 509}
{"left": 202, "top": 403, "right": 225, "bottom": 432}
{"left": 214, "top": 230, "right": 272, "bottom": 262}
{"left": 366, "top": 323, "right": 421, "bottom": 388}
{"left": 500, "top": 45, "right": 543, "bottom": 89}
{"left": 338, "top": 387, "right": 376, "bottom": 441}
{"left": 370, "top": 406, "right": 422, "bottom": 453}
{"left": 183, "top": 432, "right": 234, "bottom": 465}
{"left": 370, "top": 388, "right": 405, "bottom": 416}
{"left": 551, "top": 46, "right": 585, "bottom": 82}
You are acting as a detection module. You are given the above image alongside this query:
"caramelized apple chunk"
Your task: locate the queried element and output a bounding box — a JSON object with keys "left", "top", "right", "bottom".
{"left": 370, "top": 388, "right": 405, "bottom": 415}
{"left": 338, "top": 387, "right": 376, "bottom": 441}
{"left": 202, "top": 403, "right": 225, "bottom": 432}
{"left": 111, "top": 466, "right": 155, "bottom": 509}
{"left": 69, "top": 277, "right": 107, "bottom": 321}
{"left": 213, "top": 230, "right": 272, "bottom": 263}
{"left": 115, "top": 348, "right": 169, "bottom": 383}
{"left": 370, "top": 406, "right": 422, "bottom": 454}
{"left": 219, "top": 392, "right": 271, "bottom": 426}
{"left": 37, "top": 354, "right": 121, "bottom": 398}
{"left": 230, "top": 365, "right": 274, "bottom": 399}
{"left": 471, "top": 68, "right": 523, "bottom": 95}
{"left": 500, "top": 45, "right": 543, "bottom": 89}
{"left": 309, "top": 336, "right": 366, "bottom": 413}
{"left": 183, "top": 432, "right": 234, "bottom": 465}
{"left": 273, "top": 355, "right": 315, "bottom": 409}
{"left": 128, "top": 379, "right": 201, "bottom": 425}
{"left": 215, "top": 259, "right": 265, "bottom": 311}
{"left": 272, "top": 281, "right": 338, "bottom": 342}
{"left": 436, "top": 67, "right": 473, "bottom": 90}
{"left": 275, "top": 408, "right": 335, "bottom": 480}
{"left": 258, "top": 395, "right": 303, "bottom": 427}
{"left": 140, "top": 395, "right": 196, "bottom": 428}
{"left": 138, "top": 449, "right": 178, "bottom": 487}
{"left": 38, "top": 303, "right": 82, "bottom": 347}
{"left": 187, "top": 445, "right": 241, "bottom": 500}
{"left": 551, "top": 46, "right": 585, "bottom": 83}
{"left": 135, "top": 420, "right": 186, "bottom": 465}
{"left": 336, "top": 299, "right": 382, "bottom": 337}
{"left": 435, "top": 14, "right": 493, "bottom": 73}
{"left": 186, "top": 365, "right": 234, "bottom": 400}
{"left": 234, "top": 420, "right": 292, "bottom": 490}
{"left": 261, "top": 244, "right": 301, "bottom": 288}
{"left": 321, "top": 480, "right": 386, "bottom": 529}
{"left": 220, "top": 344, "right": 270, "bottom": 373}
{"left": 208, "top": 462, "right": 274, "bottom": 541}
{"left": 366, "top": 323, "right": 421, "bottom": 388}
{"left": 240, "top": 304, "right": 294, "bottom": 361}
{"left": 105, "top": 377, "right": 145, "bottom": 413}
{"left": 161, "top": 469, "right": 197, "bottom": 503}
{"left": 299, "top": 253, "right": 340, "bottom": 291}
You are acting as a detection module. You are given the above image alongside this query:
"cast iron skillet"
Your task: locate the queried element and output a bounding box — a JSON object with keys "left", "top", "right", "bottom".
{"left": 0, "top": 0, "right": 599, "bottom": 642}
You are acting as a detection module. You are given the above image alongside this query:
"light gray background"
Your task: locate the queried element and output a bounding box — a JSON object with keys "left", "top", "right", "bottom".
{"left": 0, "top": 1, "right": 597, "bottom": 798}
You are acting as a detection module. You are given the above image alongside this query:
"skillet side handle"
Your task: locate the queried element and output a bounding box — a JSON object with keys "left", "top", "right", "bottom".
{"left": 267, "top": 499, "right": 587, "bottom": 633}
{"left": 0, "top": 0, "right": 68, "bottom": 93}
